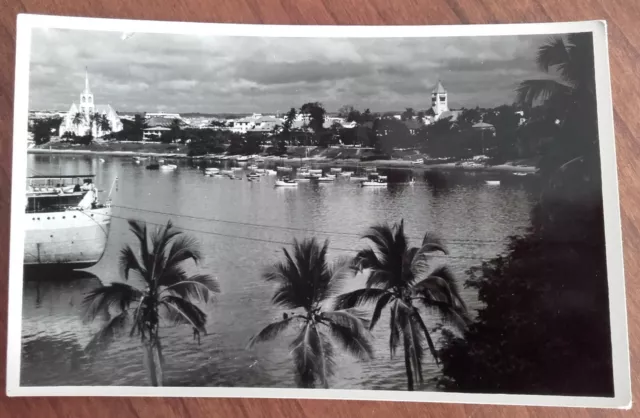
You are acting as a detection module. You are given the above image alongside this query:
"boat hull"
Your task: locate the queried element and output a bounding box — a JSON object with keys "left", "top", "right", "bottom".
{"left": 275, "top": 181, "right": 298, "bottom": 187}
{"left": 24, "top": 207, "right": 111, "bottom": 269}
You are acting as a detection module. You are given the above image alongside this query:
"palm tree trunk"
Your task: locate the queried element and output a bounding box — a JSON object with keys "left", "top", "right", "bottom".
{"left": 144, "top": 343, "right": 159, "bottom": 387}
{"left": 153, "top": 331, "right": 164, "bottom": 387}
{"left": 316, "top": 327, "right": 329, "bottom": 389}
{"left": 403, "top": 334, "right": 414, "bottom": 391}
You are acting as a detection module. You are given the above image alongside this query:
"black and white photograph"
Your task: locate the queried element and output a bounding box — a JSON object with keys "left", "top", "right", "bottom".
{"left": 6, "top": 15, "right": 630, "bottom": 408}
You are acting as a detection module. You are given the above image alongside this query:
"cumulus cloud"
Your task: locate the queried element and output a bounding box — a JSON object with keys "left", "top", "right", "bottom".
{"left": 28, "top": 28, "right": 557, "bottom": 113}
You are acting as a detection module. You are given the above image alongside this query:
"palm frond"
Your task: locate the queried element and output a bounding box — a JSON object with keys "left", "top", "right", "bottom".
{"left": 119, "top": 244, "right": 147, "bottom": 282}
{"left": 536, "top": 36, "right": 570, "bottom": 75}
{"left": 84, "top": 310, "right": 130, "bottom": 356}
{"left": 163, "top": 274, "right": 220, "bottom": 303}
{"left": 323, "top": 311, "right": 373, "bottom": 360}
{"left": 333, "top": 288, "right": 390, "bottom": 310}
{"left": 160, "top": 295, "right": 207, "bottom": 337}
{"left": 362, "top": 223, "right": 397, "bottom": 257}
{"left": 353, "top": 247, "right": 385, "bottom": 272}
{"left": 320, "top": 255, "right": 358, "bottom": 299}
{"left": 322, "top": 309, "right": 370, "bottom": 331}
{"left": 420, "top": 299, "right": 470, "bottom": 331}
{"left": 263, "top": 246, "right": 310, "bottom": 310}
{"left": 164, "top": 234, "right": 202, "bottom": 268}
{"left": 369, "top": 292, "right": 394, "bottom": 330}
{"left": 393, "top": 219, "right": 408, "bottom": 257}
{"left": 247, "top": 315, "right": 299, "bottom": 347}
{"left": 290, "top": 323, "right": 330, "bottom": 388}
{"left": 426, "top": 266, "right": 467, "bottom": 310}
{"left": 515, "top": 79, "right": 572, "bottom": 109}
{"left": 389, "top": 300, "right": 401, "bottom": 358}
{"left": 83, "top": 282, "right": 143, "bottom": 322}
{"left": 365, "top": 269, "right": 397, "bottom": 290}
{"left": 412, "top": 310, "right": 438, "bottom": 364}
{"left": 127, "top": 219, "right": 150, "bottom": 266}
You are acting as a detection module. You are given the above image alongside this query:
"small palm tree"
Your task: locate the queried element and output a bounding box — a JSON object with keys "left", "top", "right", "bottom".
{"left": 334, "top": 220, "right": 468, "bottom": 391}
{"left": 83, "top": 219, "right": 219, "bottom": 386}
{"left": 97, "top": 114, "right": 111, "bottom": 135}
{"left": 72, "top": 112, "right": 84, "bottom": 132}
{"left": 248, "top": 238, "right": 373, "bottom": 388}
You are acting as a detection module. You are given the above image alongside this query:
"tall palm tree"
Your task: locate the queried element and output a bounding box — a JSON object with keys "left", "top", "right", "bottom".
{"left": 83, "top": 219, "right": 219, "bottom": 386}
{"left": 334, "top": 220, "right": 468, "bottom": 391}
{"left": 248, "top": 238, "right": 373, "bottom": 388}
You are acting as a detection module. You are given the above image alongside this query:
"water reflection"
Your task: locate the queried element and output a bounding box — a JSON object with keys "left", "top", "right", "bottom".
{"left": 22, "top": 154, "right": 537, "bottom": 389}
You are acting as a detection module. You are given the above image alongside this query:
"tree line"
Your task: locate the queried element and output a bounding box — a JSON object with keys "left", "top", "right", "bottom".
{"left": 83, "top": 218, "right": 467, "bottom": 390}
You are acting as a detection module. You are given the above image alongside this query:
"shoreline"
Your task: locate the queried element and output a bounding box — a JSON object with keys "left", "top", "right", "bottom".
{"left": 27, "top": 148, "right": 538, "bottom": 173}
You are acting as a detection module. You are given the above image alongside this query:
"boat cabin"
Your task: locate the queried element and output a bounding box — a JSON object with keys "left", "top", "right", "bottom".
{"left": 26, "top": 174, "right": 101, "bottom": 213}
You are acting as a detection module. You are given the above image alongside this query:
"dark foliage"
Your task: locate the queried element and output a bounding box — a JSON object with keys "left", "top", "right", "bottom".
{"left": 437, "top": 32, "right": 613, "bottom": 397}
{"left": 30, "top": 117, "right": 62, "bottom": 145}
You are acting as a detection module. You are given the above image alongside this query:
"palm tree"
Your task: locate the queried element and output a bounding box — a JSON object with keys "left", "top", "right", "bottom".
{"left": 334, "top": 220, "right": 468, "bottom": 391}
{"left": 97, "top": 114, "right": 111, "bottom": 135}
{"left": 83, "top": 219, "right": 219, "bottom": 386}
{"left": 515, "top": 33, "right": 597, "bottom": 170}
{"left": 72, "top": 112, "right": 84, "bottom": 133}
{"left": 248, "top": 238, "right": 373, "bottom": 388}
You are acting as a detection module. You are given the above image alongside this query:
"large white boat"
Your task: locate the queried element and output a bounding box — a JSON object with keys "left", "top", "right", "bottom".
{"left": 24, "top": 174, "right": 114, "bottom": 269}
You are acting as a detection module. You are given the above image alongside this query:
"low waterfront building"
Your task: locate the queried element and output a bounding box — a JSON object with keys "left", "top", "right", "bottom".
{"left": 145, "top": 112, "right": 182, "bottom": 120}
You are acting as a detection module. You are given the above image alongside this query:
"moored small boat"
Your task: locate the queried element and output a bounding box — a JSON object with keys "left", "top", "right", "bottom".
{"left": 275, "top": 179, "right": 298, "bottom": 187}
{"left": 485, "top": 180, "right": 501, "bottom": 186}
{"left": 314, "top": 176, "right": 335, "bottom": 182}
{"left": 362, "top": 180, "right": 387, "bottom": 187}
{"left": 330, "top": 167, "right": 342, "bottom": 173}
{"left": 277, "top": 166, "right": 293, "bottom": 172}
{"left": 265, "top": 169, "right": 277, "bottom": 175}
{"left": 160, "top": 164, "right": 177, "bottom": 170}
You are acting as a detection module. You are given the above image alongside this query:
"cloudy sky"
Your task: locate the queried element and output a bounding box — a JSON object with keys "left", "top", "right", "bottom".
{"left": 28, "top": 28, "right": 556, "bottom": 113}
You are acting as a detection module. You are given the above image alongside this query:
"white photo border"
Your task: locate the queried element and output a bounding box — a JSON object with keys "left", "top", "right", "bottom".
{"left": 6, "top": 14, "right": 631, "bottom": 409}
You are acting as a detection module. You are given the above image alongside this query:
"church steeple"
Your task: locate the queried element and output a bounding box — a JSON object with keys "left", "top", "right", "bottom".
{"left": 431, "top": 79, "right": 449, "bottom": 117}
{"left": 80, "top": 67, "right": 94, "bottom": 116}
{"left": 84, "top": 67, "right": 91, "bottom": 94}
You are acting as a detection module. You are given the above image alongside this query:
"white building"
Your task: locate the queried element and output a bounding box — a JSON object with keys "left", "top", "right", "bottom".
{"left": 431, "top": 81, "right": 449, "bottom": 118}
{"left": 59, "top": 69, "right": 123, "bottom": 138}
{"left": 230, "top": 115, "right": 283, "bottom": 134}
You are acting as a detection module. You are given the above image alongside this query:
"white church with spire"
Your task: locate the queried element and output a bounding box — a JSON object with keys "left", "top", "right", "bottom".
{"left": 59, "top": 68, "right": 123, "bottom": 138}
